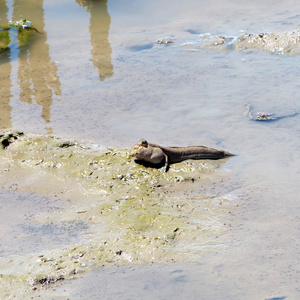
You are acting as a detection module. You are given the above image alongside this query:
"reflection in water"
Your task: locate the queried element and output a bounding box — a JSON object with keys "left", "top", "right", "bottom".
{"left": 0, "top": 0, "right": 112, "bottom": 132}
{"left": 13, "top": 0, "right": 61, "bottom": 133}
{"left": 0, "top": 0, "right": 12, "bottom": 129}
{"left": 77, "top": 0, "right": 113, "bottom": 81}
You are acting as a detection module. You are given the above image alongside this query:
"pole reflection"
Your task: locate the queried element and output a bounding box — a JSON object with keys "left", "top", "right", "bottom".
{"left": 76, "top": 0, "right": 113, "bottom": 81}
{"left": 12, "top": 0, "right": 61, "bottom": 133}
{"left": 0, "top": 0, "right": 113, "bottom": 133}
{"left": 0, "top": 0, "right": 12, "bottom": 129}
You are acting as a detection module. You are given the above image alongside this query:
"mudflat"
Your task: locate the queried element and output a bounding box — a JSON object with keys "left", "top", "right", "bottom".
{"left": 0, "top": 0, "right": 299, "bottom": 299}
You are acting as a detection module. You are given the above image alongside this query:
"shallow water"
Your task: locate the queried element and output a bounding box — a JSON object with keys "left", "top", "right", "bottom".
{"left": 0, "top": 0, "right": 300, "bottom": 299}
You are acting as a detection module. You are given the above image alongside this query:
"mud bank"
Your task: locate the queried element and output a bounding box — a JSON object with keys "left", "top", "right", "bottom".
{"left": 0, "top": 130, "right": 237, "bottom": 298}
{"left": 182, "top": 30, "right": 300, "bottom": 54}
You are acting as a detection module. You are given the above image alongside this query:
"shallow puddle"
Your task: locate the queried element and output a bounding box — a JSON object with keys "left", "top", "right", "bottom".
{"left": 0, "top": 187, "right": 86, "bottom": 258}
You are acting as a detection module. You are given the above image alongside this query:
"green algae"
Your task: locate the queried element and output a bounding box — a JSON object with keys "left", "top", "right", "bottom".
{"left": 0, "top": 28, "right": 10, "bottom": 53}
{"left": 0, "top": 130, "right": 236, "bottom": 298}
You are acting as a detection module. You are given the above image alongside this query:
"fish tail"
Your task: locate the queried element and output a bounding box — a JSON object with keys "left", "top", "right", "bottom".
{"left": 224, "top": 151, "right": 235, "bottom": 157}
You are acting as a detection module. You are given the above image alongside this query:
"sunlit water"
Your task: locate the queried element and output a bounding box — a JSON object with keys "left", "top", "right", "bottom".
{"left": 0, "top": 0, "right": 300, "bottom": 299}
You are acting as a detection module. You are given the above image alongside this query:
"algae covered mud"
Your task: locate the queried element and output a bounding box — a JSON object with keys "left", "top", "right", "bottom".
{"left": 0, "top": 130, "right": 237, "bottom": 298}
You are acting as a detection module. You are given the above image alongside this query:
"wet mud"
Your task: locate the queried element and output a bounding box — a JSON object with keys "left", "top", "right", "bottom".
{"left": 181, "top": 30, "right": 300, "bottom": 54}
{"left": 0, "top": 130, "right": 236, "bottom": 298}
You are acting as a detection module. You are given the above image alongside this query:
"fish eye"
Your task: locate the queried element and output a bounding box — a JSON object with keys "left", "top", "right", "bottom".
{"left": 141, "top": 139, "right": 148, "bottom": 146}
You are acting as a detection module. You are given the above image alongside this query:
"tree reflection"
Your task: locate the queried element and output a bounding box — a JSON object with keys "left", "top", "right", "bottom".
{"left": 12, "top": 0, "right": 61, "bottom": 133}
{"left": 76, "top": 0, "right": 113, "bottom": 81}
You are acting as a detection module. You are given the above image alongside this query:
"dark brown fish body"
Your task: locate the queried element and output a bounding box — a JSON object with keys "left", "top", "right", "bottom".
{"left": 132, "top": 140, "right": 233, "bottom": 171}
{"left": 149, "top": 143, "right": 231, "bottom": 162}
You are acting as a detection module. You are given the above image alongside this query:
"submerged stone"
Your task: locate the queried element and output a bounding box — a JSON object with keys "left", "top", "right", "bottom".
{"left": 157, "top": 37, "right": 174, "bottom": 44}
{"left": 0, "top": 19, "right": 39, "bottom": 54}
